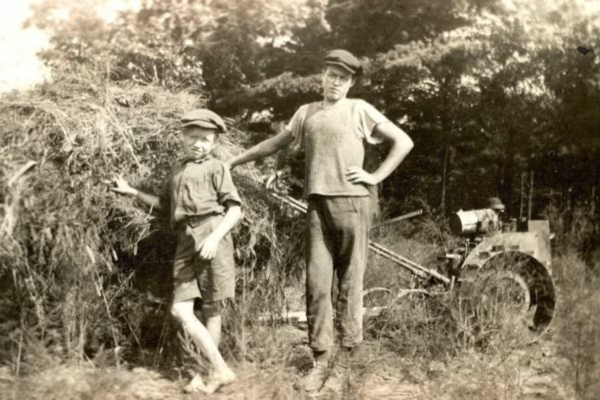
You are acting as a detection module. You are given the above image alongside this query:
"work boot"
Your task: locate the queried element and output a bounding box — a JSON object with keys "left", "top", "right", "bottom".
{"left": 295, "top": 360, "right": 328, "bottom": 393}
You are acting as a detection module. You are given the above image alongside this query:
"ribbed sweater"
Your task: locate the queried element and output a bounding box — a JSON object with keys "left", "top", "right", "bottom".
{"left": 303, "top": 99, "right": 370, "bottom": 197}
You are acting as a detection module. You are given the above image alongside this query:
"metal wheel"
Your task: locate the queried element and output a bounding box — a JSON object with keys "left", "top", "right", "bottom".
{"left": 459, "top": 252, "right": 556, "bottom": 344}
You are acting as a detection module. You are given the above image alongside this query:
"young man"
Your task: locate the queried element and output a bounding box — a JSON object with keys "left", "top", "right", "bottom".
{"left": 110, "top": 109, "right": 240, "bottom": 394}
{"left": 227, "top": 49, "right": 414, "bottom": 391}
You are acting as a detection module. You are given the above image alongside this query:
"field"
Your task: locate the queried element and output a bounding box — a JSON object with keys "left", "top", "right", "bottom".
{"left": 1, "top": 67, "right": 599, "bottom": 400}
{"left": 2, "top": 252, "right": 598, "bottom": 400}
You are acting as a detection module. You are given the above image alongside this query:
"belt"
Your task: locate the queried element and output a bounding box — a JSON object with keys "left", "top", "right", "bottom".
{"left": 174, "top": 213, "right": 220, "bottom": 231}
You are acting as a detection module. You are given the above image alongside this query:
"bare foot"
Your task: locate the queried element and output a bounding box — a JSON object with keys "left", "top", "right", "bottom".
{"left": 201, "top": 369, "right": 237, "bottom": 394}
{"left": 183, "top": 373, "right": 209, "bottom": 393}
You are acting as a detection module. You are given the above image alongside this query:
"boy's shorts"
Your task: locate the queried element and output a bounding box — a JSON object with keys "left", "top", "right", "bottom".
{"left": 172, "top": 214, "right": 235, "bottom": 305}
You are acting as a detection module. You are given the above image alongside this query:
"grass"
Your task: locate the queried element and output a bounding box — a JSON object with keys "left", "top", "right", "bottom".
{"left": 553, "top": 254, "right": 600, "bottom": 399}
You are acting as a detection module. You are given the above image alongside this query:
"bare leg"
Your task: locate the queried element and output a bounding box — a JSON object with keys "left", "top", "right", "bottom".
{"left": 203, "top": 314, "right": 222, "bottom": 348}
{"left": 171, "top": 300, "right": 236, "bottom": 393}
{"left": 201, "top": 313, "right": 236, "bottom": 393}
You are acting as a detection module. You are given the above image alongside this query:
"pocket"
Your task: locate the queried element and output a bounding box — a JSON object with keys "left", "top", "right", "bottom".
{"left": 333, "top": 197, "right": 358, "bottom": 214}
{"left": 349, "top": 196, "right": 372, "bottom": 221}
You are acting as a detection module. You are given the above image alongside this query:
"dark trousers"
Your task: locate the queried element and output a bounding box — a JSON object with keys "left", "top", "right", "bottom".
{"left": 305, "top": 195, "right": 371, "bottom": 352}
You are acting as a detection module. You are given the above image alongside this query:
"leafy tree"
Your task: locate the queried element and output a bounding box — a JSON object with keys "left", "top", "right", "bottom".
{"left": 27, "top": 0, "right": 316, "bottom": 95}
{"left": 27, "top": 0, "right": 600, "bottom": 218}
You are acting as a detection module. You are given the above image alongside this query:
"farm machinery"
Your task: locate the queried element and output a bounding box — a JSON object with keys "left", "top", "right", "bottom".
{"left": 267, "top": 191, "right": 557, "bottom": 334}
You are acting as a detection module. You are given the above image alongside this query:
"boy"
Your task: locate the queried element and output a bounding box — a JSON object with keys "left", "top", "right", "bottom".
{"left": 111, "top": 109, "right": 241, "bottom": 394}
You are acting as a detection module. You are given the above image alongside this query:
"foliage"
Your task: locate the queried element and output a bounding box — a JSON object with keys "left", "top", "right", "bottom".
{"left": 27, "top": 0, "right": 206, "bottom": 90}
{"left": 211, "top": 0, "right": 600, "bottom": 220}
{"left": 325, "top": 0, "right": 484, "bottom": 56}
{"left": 28, "top": 0, "right": 600, "bottom": 220}
{"left": 27, "top": 0, "right": 318, "bottom": 96}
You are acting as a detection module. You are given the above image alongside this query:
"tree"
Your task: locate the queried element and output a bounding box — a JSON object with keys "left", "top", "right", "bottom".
{"left": 29, "top": 0, "right": 600, "bottom": 217}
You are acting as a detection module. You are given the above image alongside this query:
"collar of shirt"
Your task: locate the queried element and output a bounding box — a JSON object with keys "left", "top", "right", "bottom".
{"left": 181, "top": 155, "right": 212, "bottom": 165}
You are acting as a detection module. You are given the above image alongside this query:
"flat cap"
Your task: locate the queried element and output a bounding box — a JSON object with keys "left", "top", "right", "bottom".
{"left": 324, "top": 49, "right": 362, "bottom": 75}
{"left": 181, "top": 109, "right": 227, "bottom": 133}
{"left": 487, "top": 197, "right": 506, "bottom": 211}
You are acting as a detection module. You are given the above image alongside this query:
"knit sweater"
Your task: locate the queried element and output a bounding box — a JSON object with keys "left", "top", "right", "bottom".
{"left": 286, "top": 98, "right": 388, "bottom": 197}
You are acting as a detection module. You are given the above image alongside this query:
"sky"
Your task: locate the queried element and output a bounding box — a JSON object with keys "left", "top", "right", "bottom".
{"left": 0, "top": 0, "right": 140, "bottom": 93}
{"left": 0, "top": 0, "right": 51, "bottom": 93}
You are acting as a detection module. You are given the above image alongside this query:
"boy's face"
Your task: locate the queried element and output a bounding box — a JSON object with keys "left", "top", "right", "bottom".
{"left": 182, "top": 126, "right": 217, "bottom": 160}
{"left": 322, "top": 65, "right": 355, "bottom": 102}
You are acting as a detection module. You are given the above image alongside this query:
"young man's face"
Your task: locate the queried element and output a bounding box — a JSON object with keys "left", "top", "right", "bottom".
{"left": 182, "top": 126, "right": 217, "bottom": 160}
{"left": 322, "top": 65, "right": 355, "bottom": 103}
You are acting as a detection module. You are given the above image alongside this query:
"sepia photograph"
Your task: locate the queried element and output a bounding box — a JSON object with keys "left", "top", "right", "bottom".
{"left": 0, "top": 0, "right": 598, "bottom": 398}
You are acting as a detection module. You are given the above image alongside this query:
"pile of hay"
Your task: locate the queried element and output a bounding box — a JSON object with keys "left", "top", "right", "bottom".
{"left": 0, "top": 65, "right": 304, "bottom": 371}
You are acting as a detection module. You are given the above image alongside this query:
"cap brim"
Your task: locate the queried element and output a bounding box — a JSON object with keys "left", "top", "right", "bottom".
{"left": 324, "top": 61, "right": 357, "bottom": 75}
{"left": 181, "top": 121, "right": 222, "bottom": 131}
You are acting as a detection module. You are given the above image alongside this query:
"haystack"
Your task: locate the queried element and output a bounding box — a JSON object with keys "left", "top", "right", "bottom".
{"left": 0, "top": 66, "right": 304, "bottom": 368}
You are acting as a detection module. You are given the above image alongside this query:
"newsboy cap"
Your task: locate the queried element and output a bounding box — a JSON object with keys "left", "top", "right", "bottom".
{"left": 487, "top": 197, "right": 506, "bottom": 211}
{"left": 324, "top": 49, "right": 362, "bottom": 75}
{"left": 181, "top": 109, "right": 227, "bottom": 133}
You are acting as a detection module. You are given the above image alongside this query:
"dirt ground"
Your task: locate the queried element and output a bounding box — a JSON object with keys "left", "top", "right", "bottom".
{"left": 0, "top": 323, "right": 579, "bottom": 400}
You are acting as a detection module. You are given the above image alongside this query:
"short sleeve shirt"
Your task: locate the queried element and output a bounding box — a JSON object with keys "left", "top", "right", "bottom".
{"left": 159, "top": 158, "right": 241, "bottom": 224}
{"left": 285, "top": 99, "right": 389, "bottom": 152}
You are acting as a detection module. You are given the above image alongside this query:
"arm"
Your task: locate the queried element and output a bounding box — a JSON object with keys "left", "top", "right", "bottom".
{"left": 228, "top": 128, "right": 294, "bottom": 168}
{"left": 346, "top": 122, "right": 414, "bottom": 185}
{"left": 196, "top": 200, "right": 242, "bottom": 259}
{"left": 110, "top": 174, "right": 163, "bottom": 210}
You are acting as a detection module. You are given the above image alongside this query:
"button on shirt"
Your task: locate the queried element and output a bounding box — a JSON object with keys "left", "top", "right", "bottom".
{"left": 160, "top": 158, "right": 241, "bottom": 224}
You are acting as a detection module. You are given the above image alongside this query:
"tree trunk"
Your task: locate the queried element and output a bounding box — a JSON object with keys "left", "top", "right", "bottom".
{"left": 499, "top": 126, "right": 516, "bottom": 215}
{"left": 440, "top": 145, "right": 450, "bottom": 215}
{"left": 592, "top": 162, "right": 598, "bottom": 215}
{"left": 528, "top": 170, "right": 534, "bottom": 220}
{"left": 520, "top": 172, "right": 526, "bottom": 219}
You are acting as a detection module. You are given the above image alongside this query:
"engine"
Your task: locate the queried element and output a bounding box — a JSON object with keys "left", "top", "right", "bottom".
{"left": 449, "top": 208, "right": 501, "bottom": 236}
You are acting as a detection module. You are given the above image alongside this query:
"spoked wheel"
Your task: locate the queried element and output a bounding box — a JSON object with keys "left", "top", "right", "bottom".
{"left": 459, "top": 252, "right": 556, "bottom": 346}
{"left": 472, "top": 270, "right": 533, "bottom": 335}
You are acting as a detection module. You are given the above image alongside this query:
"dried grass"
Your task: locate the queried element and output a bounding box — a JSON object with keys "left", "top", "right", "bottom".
{"left": 0, "top": 65, "right": 303, "bottom": 373}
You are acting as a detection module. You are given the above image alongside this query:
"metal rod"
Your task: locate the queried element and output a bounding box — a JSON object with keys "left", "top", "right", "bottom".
{"left": 281, "top": 194, "right": 307, "bottom": 210}
{"left": 370, "top": 209, "right": 423, "bottom": 230}
{"left": 271, "top": 192, "right": 307, "bottom": 213}
{"left": 369, "top": 241, "right": 451, "bottom": 284}
{"left": 369, "top": 241, "right": 429, "bottom": 271}
{"left": 368, "top": 245, "right": 429, "bottom": 278}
